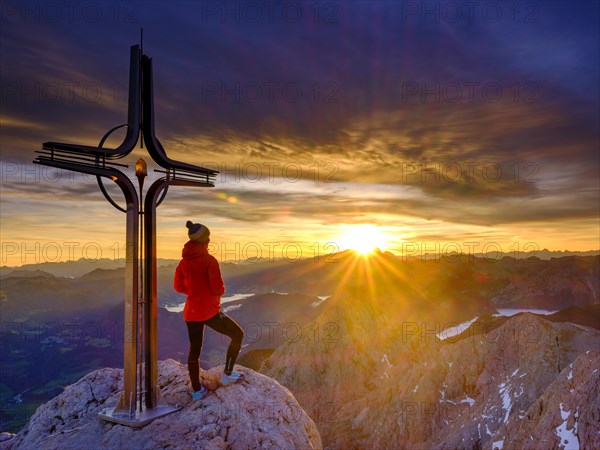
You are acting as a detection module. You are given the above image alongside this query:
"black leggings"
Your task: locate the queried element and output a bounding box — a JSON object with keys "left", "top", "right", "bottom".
{"left": 186, "top": 312, "right": 244, "bottom": 391}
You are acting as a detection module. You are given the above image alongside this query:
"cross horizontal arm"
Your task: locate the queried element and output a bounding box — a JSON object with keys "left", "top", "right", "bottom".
{"left": 33, "top": 158, "right": 137, "bottom": 202}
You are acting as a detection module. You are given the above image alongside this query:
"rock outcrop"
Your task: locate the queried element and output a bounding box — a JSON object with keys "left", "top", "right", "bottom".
{"left": 4, "top": 360, "right": 321, "bottom": 450}
{"left": 505, "top": 350, "right": 599, "bottom": 449}
{"left": 264, "top": 288, "right": 600, "bottom": 449}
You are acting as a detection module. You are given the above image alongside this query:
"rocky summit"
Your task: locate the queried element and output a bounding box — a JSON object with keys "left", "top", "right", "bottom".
{"left": 3, "top": 360, "right": 321, "bottom": 450}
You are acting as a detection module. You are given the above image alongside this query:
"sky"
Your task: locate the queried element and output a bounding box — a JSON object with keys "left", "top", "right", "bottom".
{"left": 1, "top": 1, "right": 599, "bottom": 266}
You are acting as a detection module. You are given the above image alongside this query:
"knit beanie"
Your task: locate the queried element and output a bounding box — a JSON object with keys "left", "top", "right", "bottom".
{"left": 186, "top": 220, "right": 210, "bottom": 243}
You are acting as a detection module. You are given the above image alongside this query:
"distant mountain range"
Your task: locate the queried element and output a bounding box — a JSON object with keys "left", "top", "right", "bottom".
{"left": 420, "top": 248, "right": 600, "bottom": 260}
{"left": 2, "top": 248, "right": 598, "bottom": 278}
{"left": 0, "top": 258, "right": 180, "bottom": 279}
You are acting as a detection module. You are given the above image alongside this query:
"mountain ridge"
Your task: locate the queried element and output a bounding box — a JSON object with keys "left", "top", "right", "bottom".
{"left": 2, "top": 251, "right": 598, "bottom": 279}
{"left": 263, "top": 292, "right": 600, "bottom": 449}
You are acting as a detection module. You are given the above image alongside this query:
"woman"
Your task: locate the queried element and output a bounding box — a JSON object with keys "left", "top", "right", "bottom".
{"left": 174, "top": 221, "right": 244, "bottom": 400}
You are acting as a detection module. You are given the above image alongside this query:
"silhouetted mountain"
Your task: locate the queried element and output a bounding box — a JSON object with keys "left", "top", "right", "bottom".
{"left": 0, "top": 273, "right": 123, "bottom": 322}
{"left": 0, "top": 256, "right": 287, "bottom": 279}
{"left": 2, "top": 249, "right": 597, "bottom": 279}
{"left": 76, "top": 267, "right": 122, "bottom": 282}
{"left": 418, "top": 248, "right": 599, "bottom": 260}
{"left": 0, "top": 259, "right": 133, "bottom": 279}
{"left": 545, "top": 304, "right": 600, "bottom": 330}
{"left": 4, "top": 254, "right": 598, "bottom": 314}
{"left": 225, "top": 253, "right": 599, "bottom": 315}
{"left": 447, "top": 304, "right": 600, "bottom": 343}
{"left": 0, "top": 269, "right": 56, "bottom": 279}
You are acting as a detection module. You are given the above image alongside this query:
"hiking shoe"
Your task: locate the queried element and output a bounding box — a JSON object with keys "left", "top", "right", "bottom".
{"left": 221, "top": 371, "right": 244, "bottom": 386}
{"left": 192, "top": 386, "right": 207, "bottom": 400}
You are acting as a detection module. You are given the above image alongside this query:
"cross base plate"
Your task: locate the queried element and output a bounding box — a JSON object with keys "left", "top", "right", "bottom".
{"left": 98, "top": 403, "right": 181, "bottom": 428}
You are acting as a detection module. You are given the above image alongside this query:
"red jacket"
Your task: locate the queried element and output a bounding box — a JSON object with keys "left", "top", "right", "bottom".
{"left": 174, "top": 241, "right": 225, "bottom": 322}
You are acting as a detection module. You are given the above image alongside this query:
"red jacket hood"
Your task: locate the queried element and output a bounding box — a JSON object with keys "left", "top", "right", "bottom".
{"left": 181, "top": 240, "right": 209, "bottom": 260}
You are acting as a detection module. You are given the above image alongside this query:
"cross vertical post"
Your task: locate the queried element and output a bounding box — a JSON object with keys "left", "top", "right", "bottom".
{"left": 144, "top": 181, "right": 167, "bottom": 409}
{"left": 34, "top": 42, "right": 218, "bottom": 427}
{"left": 110, "top": 182, "right": 139, "bottom": 418}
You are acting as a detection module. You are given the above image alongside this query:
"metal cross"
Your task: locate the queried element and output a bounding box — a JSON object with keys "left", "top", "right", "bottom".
{"left": 33, "top": 43, "right": 217, "bottom": 427}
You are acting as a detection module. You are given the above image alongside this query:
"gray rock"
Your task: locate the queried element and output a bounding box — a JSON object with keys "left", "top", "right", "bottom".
{"left": 7, "top": 360, "right": 322, "bottom": 450}
{"left": 265, "top": 290, "right": 600, "bottom": 449}
{"left": 505, "top": 350, "right": 600, "bottom": 450}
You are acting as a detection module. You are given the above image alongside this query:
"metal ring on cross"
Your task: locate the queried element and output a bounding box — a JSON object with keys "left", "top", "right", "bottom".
{"left": 96, "top": 124, "right": 129, "bottom": 213}
{"left": 155, "top": 171, "right": 169, "bottom": 207}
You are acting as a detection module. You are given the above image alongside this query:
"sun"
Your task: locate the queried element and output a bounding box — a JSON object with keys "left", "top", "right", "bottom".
{"left": 337, "top": 224, "right": 389, "bottom": 255}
